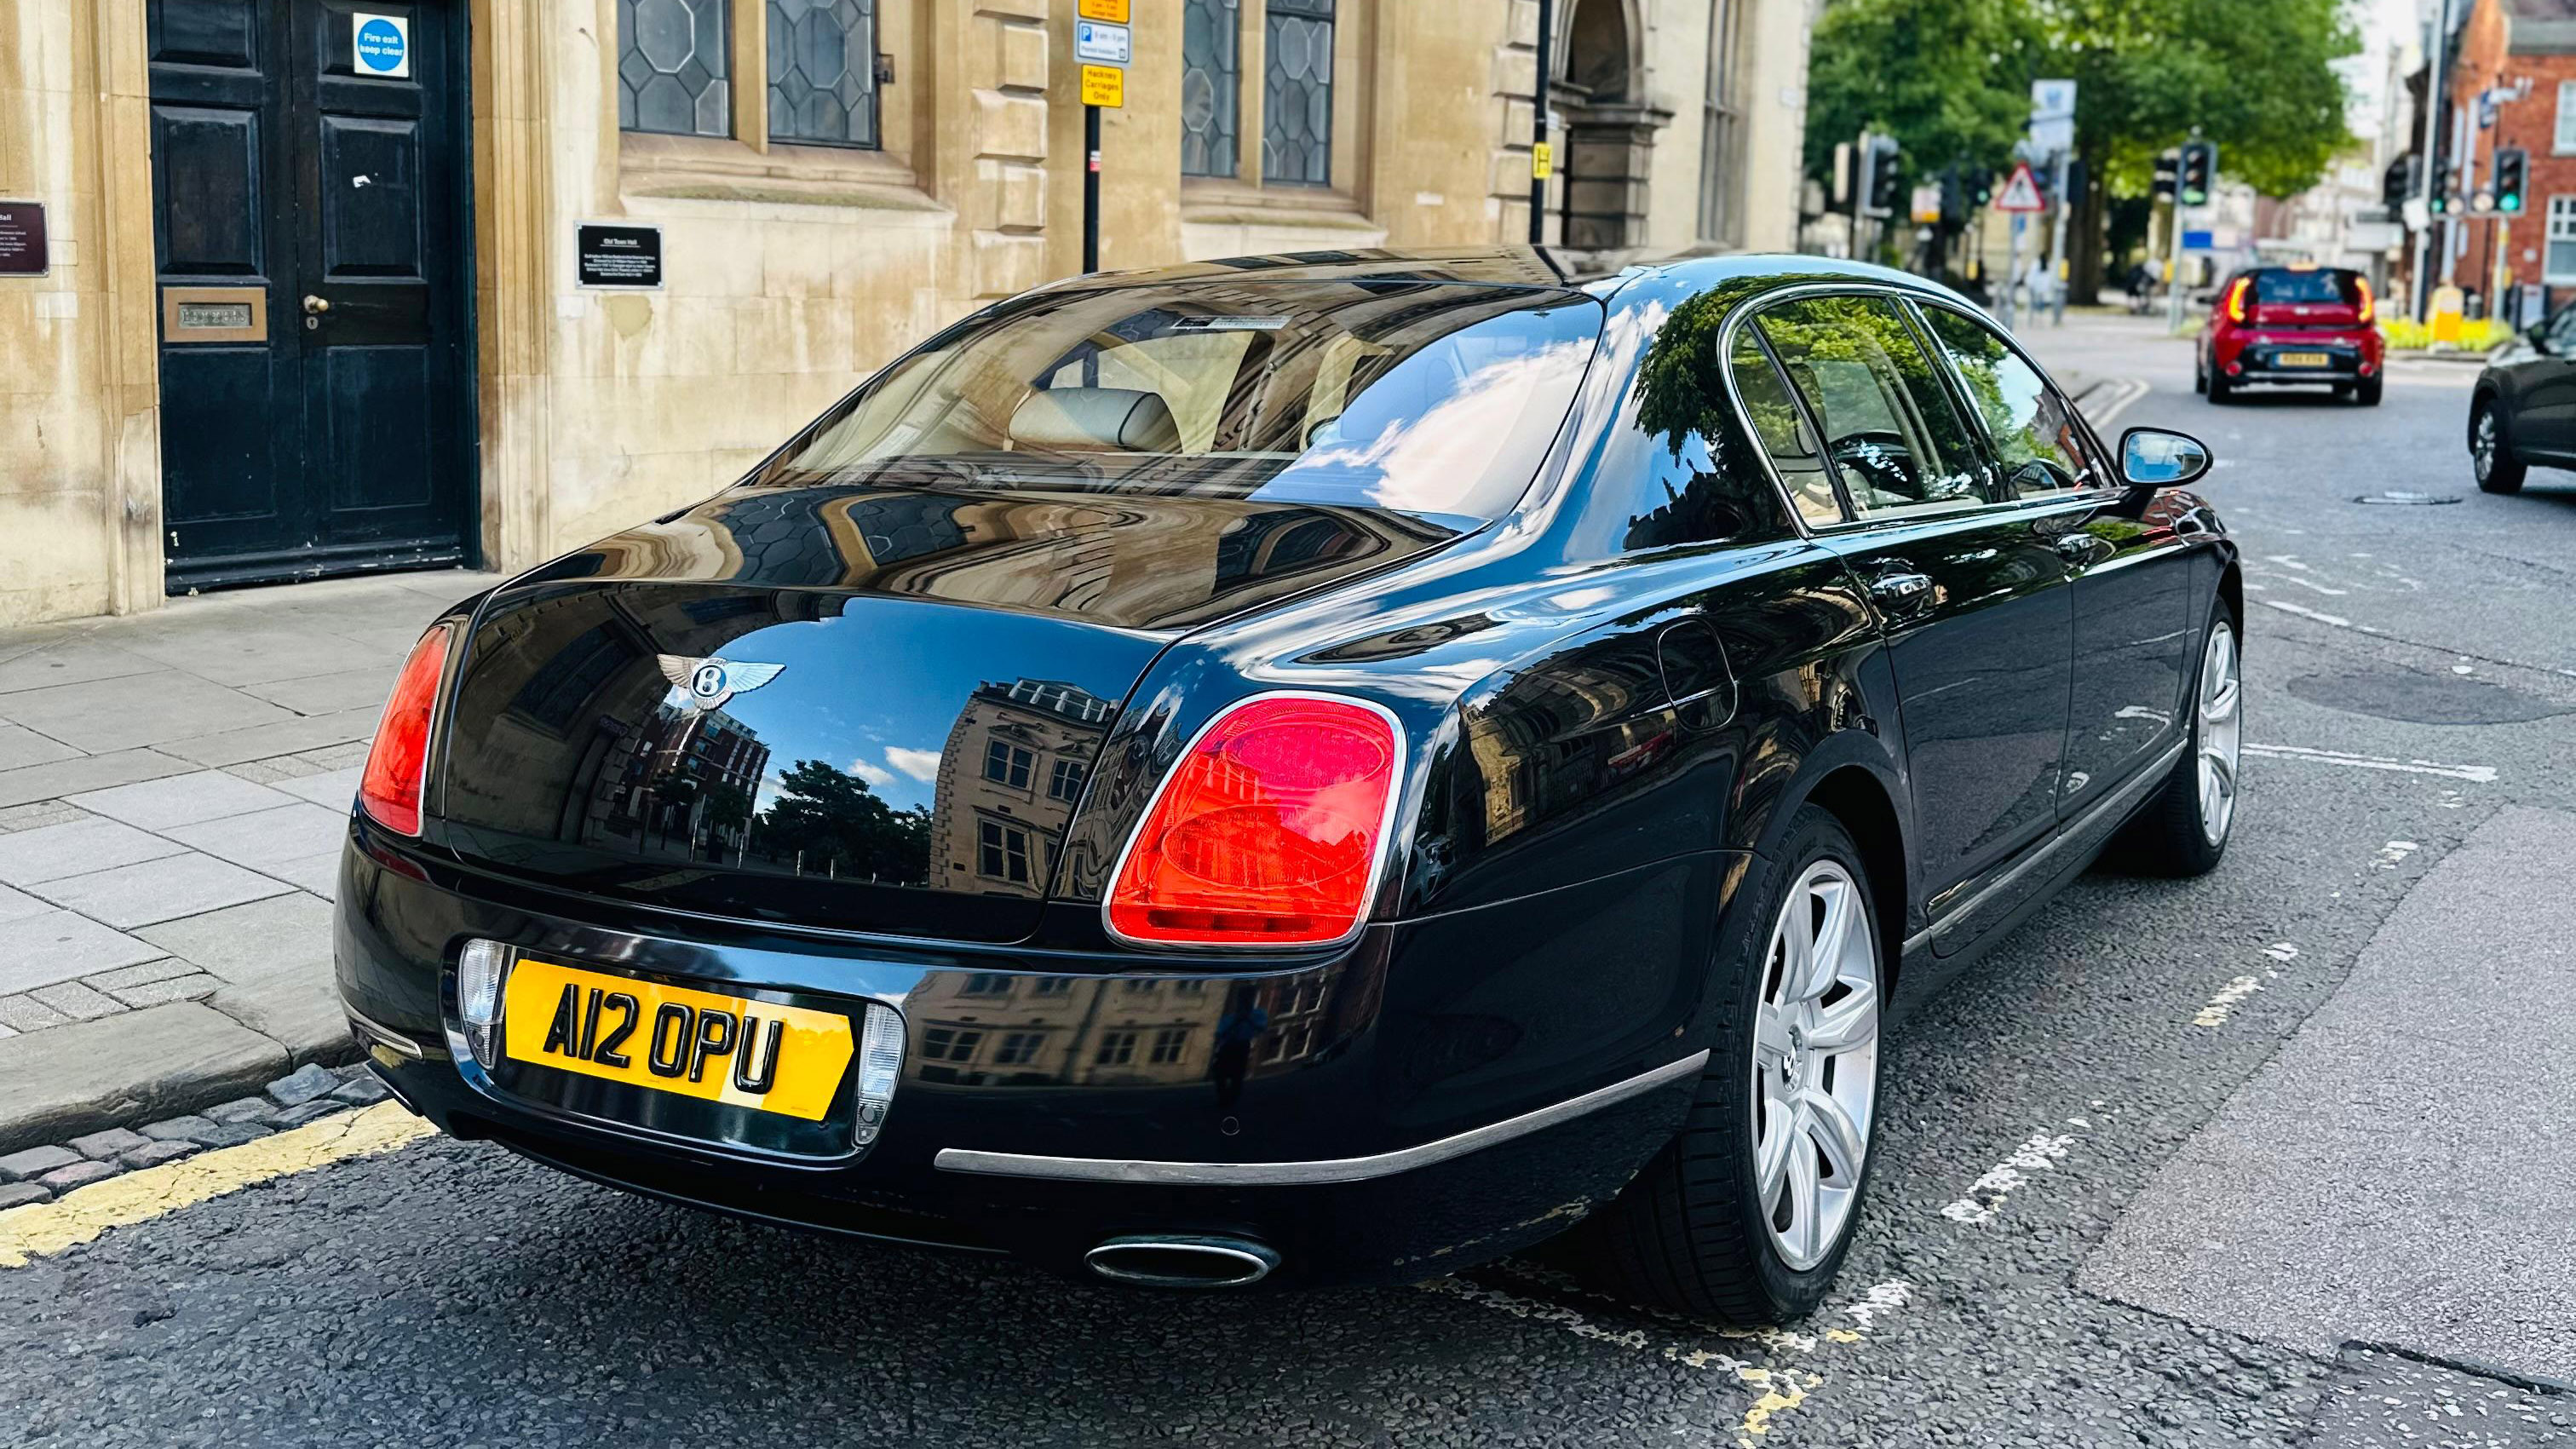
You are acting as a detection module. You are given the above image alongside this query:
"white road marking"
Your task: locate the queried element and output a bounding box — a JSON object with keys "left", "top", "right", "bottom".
{"left": 2274, "top": 575, "right": 2350, "bottom": 597}
{"left": 2265, "top": 555, "right": 2314, "bottom": 572}
{"left": 1940, "top": 1132, "right": 2077, "bottom": 1224}
{"left": 2194, "top": 975, "right": 2264, "bottom": 1027}
{"left": 2261, "top": 941, "right": 2301, "bottom": 963}
{"left": 2372, "top": 839, "right": 2421, "bottom": 871}
{"left": 2258, "top": 598, "right": 2353, "bottom": 628}
{"left": 2241, "top": 743, "right": 2498, "bottom": 784}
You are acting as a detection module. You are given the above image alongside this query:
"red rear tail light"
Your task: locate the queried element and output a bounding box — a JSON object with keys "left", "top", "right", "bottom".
{"left": 1106, "top": 693, "right": 1403, "bottom": 949}
{"left": 359, "top": 624, "right": 453, "bottom": 836}
{"left": 2225, "top": 278, "right": 2249, "bottom": 324}
{"left": 2355, "top": 276, "right": 2375, "bottom": 324}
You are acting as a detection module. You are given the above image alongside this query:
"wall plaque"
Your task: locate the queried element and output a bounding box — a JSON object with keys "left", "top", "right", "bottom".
{"left": 576, "top": 223, "right": 663, "bottom": 288}
{"left": 0, "top": 202, "right": 47, "bottom": 276}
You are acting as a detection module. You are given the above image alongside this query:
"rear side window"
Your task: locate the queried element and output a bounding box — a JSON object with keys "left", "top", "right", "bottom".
{"left": 1751, "top": 295, "right": 1989, "bottom": 521}
{"left": 1918, "top": 305, "right": 2102, "bottom": 496}
{"left": 1726, "top": 328, "right": 1843, "bottom": 526}
{"left": 2251, "top": 267, "right": 2361, "bottom": 306}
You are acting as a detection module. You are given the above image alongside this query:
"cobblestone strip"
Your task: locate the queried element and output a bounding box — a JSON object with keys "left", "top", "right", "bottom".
{"left": 0, "top": 1061, "right": 388, "bottom": 1209}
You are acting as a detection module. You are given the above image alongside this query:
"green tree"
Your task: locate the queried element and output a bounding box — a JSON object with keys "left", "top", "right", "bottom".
{"left": 1805, "top": 0, "right": 2041, "bottom": 188}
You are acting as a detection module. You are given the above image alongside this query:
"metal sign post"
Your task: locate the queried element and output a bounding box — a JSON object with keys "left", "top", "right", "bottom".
{"left": 1076, "top": 0, "right": 1130, "bottom": 273}
{"left": 1530, "top": 0, "right": 1553, "bottom": 244}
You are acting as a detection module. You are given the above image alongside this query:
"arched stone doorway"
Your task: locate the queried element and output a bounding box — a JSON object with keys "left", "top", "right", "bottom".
{"left": 1554, "top": 0, "right": 1670, "bottom": 261}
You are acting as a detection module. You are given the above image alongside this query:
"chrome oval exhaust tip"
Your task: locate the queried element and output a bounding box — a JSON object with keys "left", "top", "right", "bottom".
{"left": 1084, "top": 1236, "right": 1279, "bottom": 1289}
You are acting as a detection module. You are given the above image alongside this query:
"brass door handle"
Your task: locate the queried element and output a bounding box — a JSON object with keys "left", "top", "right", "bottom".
{"left": 302, "top": 295, "right": 331, "bottom": 314}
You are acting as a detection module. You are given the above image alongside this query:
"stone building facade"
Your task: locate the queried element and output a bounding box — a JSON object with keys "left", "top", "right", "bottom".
{"left": 2395, "top": 0, "right": 2576, "bottom": 322}
{"left": 0, "top": 0, "right": 1814, "bottom": 628}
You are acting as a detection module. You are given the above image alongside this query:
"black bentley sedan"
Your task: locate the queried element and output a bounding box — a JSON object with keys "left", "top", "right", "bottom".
{"left": 337, "top": 250, "right": 2240, "bottom": 1323}
{"left": 2471, "top": 307, "right": 2576, "bottom": 493}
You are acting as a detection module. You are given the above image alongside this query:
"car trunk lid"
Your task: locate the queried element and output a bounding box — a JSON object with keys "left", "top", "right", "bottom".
{"left": 425, "top": 480, "right": 1466, "bottom": 941}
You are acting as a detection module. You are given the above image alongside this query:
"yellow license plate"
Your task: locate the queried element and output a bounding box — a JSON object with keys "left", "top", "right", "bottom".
{"left": 503, "top": 958, "right": 853, "bottom": 1120}
{"left": 2277, "top": 352, "right": 2331, "bottom": 366}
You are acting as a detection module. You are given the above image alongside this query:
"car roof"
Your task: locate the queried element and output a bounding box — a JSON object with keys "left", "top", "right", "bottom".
{"left": 1055, "top": 246, "right": 1976, "bottom": 308}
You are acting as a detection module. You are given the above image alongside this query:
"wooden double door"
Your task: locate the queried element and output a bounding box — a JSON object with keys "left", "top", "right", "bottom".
{"left": 148, "top": 0, "right": 474, "bottom": 590}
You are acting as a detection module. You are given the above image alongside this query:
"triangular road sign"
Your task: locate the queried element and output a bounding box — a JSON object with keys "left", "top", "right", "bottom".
{"left": 1994, "top": 162, "right": 2046, "bottom": 214}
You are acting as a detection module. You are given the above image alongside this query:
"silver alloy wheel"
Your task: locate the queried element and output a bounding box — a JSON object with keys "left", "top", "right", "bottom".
{"left": 2196, "top": 621, "right": 2243, "bottom": 846}
{"left": 1749, "top": 860, "right": 1880, "bottom": 1272}
{"left": 2473, "top": 407, "right": 2498, "bottom": 480}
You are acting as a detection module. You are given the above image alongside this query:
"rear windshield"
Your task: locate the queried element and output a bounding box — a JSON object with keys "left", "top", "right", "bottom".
{"left": 762, "top": 281, "right": 1604, "bottom": 524}
{"left": 2251, "top": 268, "right": 2360, "bottom": 305}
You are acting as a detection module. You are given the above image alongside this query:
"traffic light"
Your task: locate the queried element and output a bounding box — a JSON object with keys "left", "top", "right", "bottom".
{"left": 2153, "top": 150, "right": 2178, "bottom": 201}
{"left": 2064, "top": 158, "right": 2088, "bottom": 210}
{"left": 1856, "top": 135, "right": 1903, "bottom": 218}
{"left": 2495, "top": 147, "right": 2528, "bottom": 214}
{"left": 2178, "top": 141, "right": 2217, "bottom": 207}
{"left": 2383, "top": 154, "right": 2421, "bottom": 212}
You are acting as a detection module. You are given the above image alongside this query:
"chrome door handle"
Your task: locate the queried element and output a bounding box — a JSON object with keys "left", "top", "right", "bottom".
{"left": 302, "top": 294, "right": 331, "bottom": 314}
{"left": 2053, "top": 533, "right": 2096, "bottom": 561}
{"left": 1866, "top": 571, "right": 1933, "bottom": 606}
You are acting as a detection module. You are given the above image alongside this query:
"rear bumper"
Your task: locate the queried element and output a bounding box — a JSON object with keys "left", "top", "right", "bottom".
{"left": 335, "top": 823, "right": 1728, "bottom": 1286}
{"left": 2214, "top": 334, "right": 2380, "bottom": 383}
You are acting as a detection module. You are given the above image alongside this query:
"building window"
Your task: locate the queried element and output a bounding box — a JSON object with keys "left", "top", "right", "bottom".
{"left": 923, "top": 1026, "right": 983, "bottom": 1062}
{"left": 2550, "top": 197, "right": 2576, "bottom": 282}
{"left": 996, "top": 1032, "right": 1044, "bottom": 1066}
{"left": 1047, "top": 758, "right": 1086, "bottom": 802}
{"left": 983, "top": 740, "right": 1034, "bottom": 789}
{"left": 978, "top": 819, "right": 1032, "bottom": 883}
{"left": 1149, "top": 1027, "right": 1190, "bottom": 1064}
{"left": 1697, "top": 0, "right": 1745, "bottom": 244}
{"left": 2558, "top": 81, "right": 2576, "bottom": 153}
{"left": 960, "top": 973, "right": 1011, "bottom": 997}
{"left": 1262, "top": 0, "right": 1335, "bottom": 186}
{"left": 1172, "top": 978, "right": 1207, "bottom": 993}
{"left": 1182, "top": 0, "right": 1241, "bottom": 177}
{"left": 618, "top": 0, "right": 733, "bottom": 138}
{"left": 1032, "top": 975, "right": 1073, "bottom": 995}
{"left": 1095, "top": 1030, "right": 1138, "bottom": 1066}
{"left": 768, "top": 0, "right": 877, "bottom": 148}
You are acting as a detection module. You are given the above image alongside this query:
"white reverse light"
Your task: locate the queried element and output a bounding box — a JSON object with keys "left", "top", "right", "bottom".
{"left": 854, "top": 1003, "right": 905, "bottom": 1148}
{"left": 457, "top": 938, "right": 515, "bottom": 1068}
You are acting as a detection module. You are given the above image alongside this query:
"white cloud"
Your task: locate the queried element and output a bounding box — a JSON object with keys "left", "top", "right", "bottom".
{"left": 848, "top": 758, "right": 896, "bottom": 789}
{"left": 885, "top": 746, "right": 942, "bottom": 782}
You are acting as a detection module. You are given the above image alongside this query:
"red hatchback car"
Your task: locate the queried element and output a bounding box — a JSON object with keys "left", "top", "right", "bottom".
{"left": 2197, "top": 264, "right": 2383, "bottom": 405}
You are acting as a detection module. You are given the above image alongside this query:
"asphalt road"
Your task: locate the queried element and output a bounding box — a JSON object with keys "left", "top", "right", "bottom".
{"left": 7, "top": 315, "right": 2576, "bottom": 1447}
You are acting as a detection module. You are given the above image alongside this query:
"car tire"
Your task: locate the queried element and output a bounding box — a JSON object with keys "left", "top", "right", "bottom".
{"left": 2194, "top": 355, "right": 2209, "bottom": 395}
{"left": 2116, "top": 607, "right": 2241, "bottom": 877}
{"left": 2474, "top": 398, "right": 2527, "bottom": 493}
{"left": 1566, "top": 806, "right": 1884, "bottom": 1323}
{"left": 2207, "top": 370, "right": 2232, "bottom": 405}
{"left": 2355, "top": 376, "right": 2383, "bottom": 406}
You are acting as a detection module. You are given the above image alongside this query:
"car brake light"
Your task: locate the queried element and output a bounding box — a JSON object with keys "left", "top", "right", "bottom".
{"left": 359, "top": 624, "right": 453, "bottom": 836}
{"left": 2355, "top": 276, "right": 2375, "bottom": 324}
{"left": 2225, "top": 278, "right": 2249, "bottom": 324}
{"left": 1106, "top": 693, "right": 1403, "bottom": 949}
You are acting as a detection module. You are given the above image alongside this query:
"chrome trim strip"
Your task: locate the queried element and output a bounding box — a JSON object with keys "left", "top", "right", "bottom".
{"left": 934, "top": 1049, "right": 1711, "bottom": 1185}
{"left": 347, "top": 1004, "right": 430, "bottom": 1060}
{"left": 1903, "top": 737, "right": 2188, "bottom": 955}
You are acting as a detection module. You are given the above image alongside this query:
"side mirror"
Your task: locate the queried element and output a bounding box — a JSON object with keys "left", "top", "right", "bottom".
{"left": 2119, "top": 427, "right": 2211, "bottom": 489}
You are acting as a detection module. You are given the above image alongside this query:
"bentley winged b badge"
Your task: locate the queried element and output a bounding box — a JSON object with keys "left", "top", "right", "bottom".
{"left": 658, "top": 655, "right": 787, "bottom": 713}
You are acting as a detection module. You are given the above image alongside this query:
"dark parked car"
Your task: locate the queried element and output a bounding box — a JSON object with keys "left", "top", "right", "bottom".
{"left": 338, "top": 250, "right": 2240, "bottom": 1322}
{"left": 2197, "top": 263, "right": 2384, "bottom": 405}
{"left": 2469, "top": 306, "right": 2576, "bottom": 493}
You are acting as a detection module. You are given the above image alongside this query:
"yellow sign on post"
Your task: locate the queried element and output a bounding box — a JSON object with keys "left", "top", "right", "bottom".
{"left": 1081, "top": 63, "right": 1124, "bottom": 108}
{"left": 1078, "top": 0, "right": 1129, "bottom": 20}
{"left": 1531, "top": 142, "right": 1552, "bottom": 180}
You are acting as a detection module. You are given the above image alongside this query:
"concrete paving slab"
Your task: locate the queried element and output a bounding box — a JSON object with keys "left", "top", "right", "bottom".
{"left": 273, "top": 766, "right": 362, "bottom": 808}
{"left": 0, "top": 908, "right": 165, "bottom": 993}
{"left": 164, "top": 802, "right": 348, "bottom": 872}
{"left": 262, "top": 851, "right": 342, "bottom": 898}
{"left": 2080, "top": 806, "right": 2576, "bottom": 1384}
{"left": 0, "top": 749, "right": 197, "bottom": 809}
{"left": 0, "top": 815, "right": 189, "bottom": 887}
{"left": 112, "top": 622, "right": 389, "bottom": 689}
{"left": 0, "top": 722, "right": 77, "bottom": 772}
{"left": 0, "top": 670, "right": 300, "bottom": 753}
{"left": 0, "top": 638, "right": 162, "bottom": 696}
{"left": 154, "top": 707, "right": 381, "bottom": 768}
{"left": 67, "top": 769, "right": 295, "bottom": 831}
{"left": 0, "top": 884, "right": 45, "bottom": 923}
{"left": 240, "top": 665, "right": 398, "bottom": 718}
{"left": 137, "top": 893, "right": 347, "bottom": 1062}
{"left": 0, "top": 1000, "right": 288, "bottom": 1152}
{"left": 27, "top": 852, "right": 296, "bottom": 929}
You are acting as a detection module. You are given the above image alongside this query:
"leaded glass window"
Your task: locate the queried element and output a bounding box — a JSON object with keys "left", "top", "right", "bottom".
{"left": 1182, "top": 0, "right": 1239, "bottom": 178}
{"left": 768, "top": 0, "right": 878, "bottom": 148}
{"left": 1262, "top": 0, "right": 1333, "bottom": 187}
{"left": 618, "top": 0, "right": 732, "bottom": 138}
